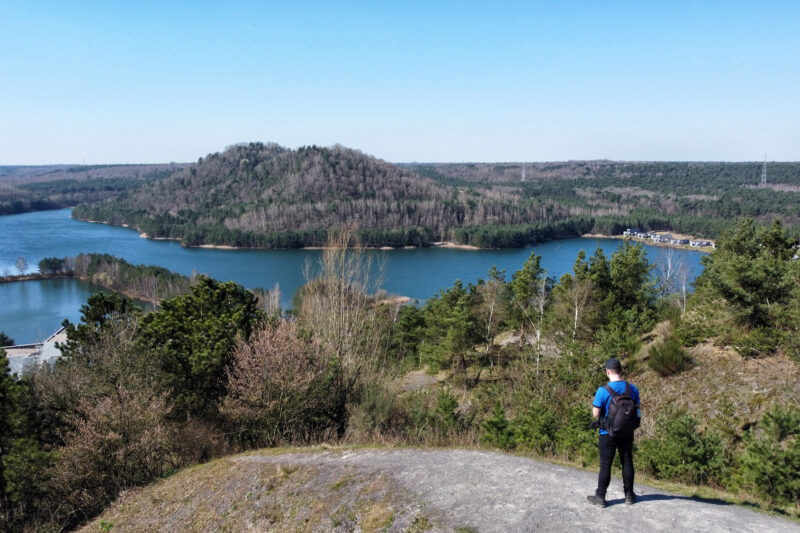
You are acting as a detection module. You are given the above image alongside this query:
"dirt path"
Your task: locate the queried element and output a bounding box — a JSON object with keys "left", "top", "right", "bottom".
{"left": 237, "top": 448, "right": 798, "bottom": 532}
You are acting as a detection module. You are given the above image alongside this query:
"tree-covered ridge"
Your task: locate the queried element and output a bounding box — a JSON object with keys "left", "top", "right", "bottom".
{"left": 0, "top": 164, "right": 183, "bottom": 215}
{"left": 404, "top": 160, "right": 800, "bottom": 189}
{"left": 408, "top": 161, "right": 800, "bottom": 232}
{"left": 72, "top": 143, "right": 586, "bottom": 248}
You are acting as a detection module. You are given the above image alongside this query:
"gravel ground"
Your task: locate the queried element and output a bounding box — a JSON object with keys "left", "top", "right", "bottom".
{"left": 237, "top": 448, "right": 800, "bottom": 533}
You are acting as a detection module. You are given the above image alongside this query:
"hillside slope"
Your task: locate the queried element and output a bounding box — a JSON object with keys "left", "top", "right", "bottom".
{"left": 79, "top": 448, "right": 799, "bottom": 532}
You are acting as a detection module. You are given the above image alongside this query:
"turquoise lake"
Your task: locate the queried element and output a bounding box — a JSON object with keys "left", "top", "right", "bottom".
{"left": 0, "top": 209, "right": 707, "bottom": 344}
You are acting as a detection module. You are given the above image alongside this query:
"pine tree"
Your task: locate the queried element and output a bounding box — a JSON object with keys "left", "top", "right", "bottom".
{"left": 0, "top": 348, "right": 22, "bottom": 515}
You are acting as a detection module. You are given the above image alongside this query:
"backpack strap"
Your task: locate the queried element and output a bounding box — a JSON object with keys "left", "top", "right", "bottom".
{"left": 604, "top": 382, "right": 631, "bottom": 398}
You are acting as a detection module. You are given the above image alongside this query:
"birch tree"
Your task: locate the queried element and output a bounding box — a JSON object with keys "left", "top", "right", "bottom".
{"left": 655, "top": 247, "right": 686, "bottom": 299}
{"left": 511, "top": 252, "right": 550, "bottom": 371}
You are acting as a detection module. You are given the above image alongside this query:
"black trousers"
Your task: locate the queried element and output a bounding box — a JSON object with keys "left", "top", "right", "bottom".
{"left": 596, "top": 434, "right": 634, "bottom": 497}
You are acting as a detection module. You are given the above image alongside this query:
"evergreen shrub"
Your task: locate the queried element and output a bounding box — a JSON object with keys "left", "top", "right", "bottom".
{"left": 556, "top": 406, "right": 597, "bottom": 465}
{"left": 648, "top": 338, "right": 689, "bottom": 376}
{"left": 636, "top": 409, "right": 729, "bottom": 486}
{"left": 672, "top": 318, "right": 703, "bottom": 347}
{"left": 736, "top": 405, "right": 800, "bottom": 505}
{"left": 733, "top": 327, "right": 778, "bottom": 359}
{"left": 513, "top": 400, "right": 557, "bottom": 454}
{"left": 432, "top": 390, "right": 462, "bottom": 435}
{"left": 481, "top": 403, "right": 514, "bottom": 450}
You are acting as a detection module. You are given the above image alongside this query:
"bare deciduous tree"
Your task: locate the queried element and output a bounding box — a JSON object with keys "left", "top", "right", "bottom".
{"left": 475, "top": 270, "right": 507, "bottom": 374}
{"left": 655, "top": 247, "right": 686, "bottom": 299}
{"left": 222, "top": 321, "right": 337, "bottom": 446}
{"left": 50, "top": 388, "right": 175, "bottom": 523}
{"left": 296, "top": 228, "right": 392, "bottom": 436}
{"left": 15, "top": 256, "right": 26, "bottom": 275}
{"left": 514, "top": 270, "right": 549, "bottom": 372}
{"left": 254, "top": 283, "right": 281, "bottom": 316}
{"left": 678, "top": 262, "right": 690, "bottom": 316}
{"left": 549, "top": 274, "right": 595, "bottom": 356}
{"left": 565, "top": 277, "right": 593, "bottom": 342}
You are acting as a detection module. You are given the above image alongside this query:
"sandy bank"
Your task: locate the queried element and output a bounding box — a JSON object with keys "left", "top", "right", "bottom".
{"left": 431, "top": 241, "right": 480, "bottom": 250}
{"left": 376, "top": 296, "right": 412, "bottom": 306}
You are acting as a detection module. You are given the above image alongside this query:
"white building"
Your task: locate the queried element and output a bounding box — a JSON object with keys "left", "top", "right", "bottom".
{"left": 3, "top": 327, "right": 66, "bottom": 376}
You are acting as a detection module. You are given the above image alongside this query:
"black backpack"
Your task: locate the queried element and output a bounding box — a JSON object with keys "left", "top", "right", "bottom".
{"left": 602, "top": 382, "right": 639, "bottom": 438}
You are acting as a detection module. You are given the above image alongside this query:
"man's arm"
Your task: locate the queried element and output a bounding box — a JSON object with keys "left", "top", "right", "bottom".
{"left": 592, "top": 387, "right": 606, "bottom": 419}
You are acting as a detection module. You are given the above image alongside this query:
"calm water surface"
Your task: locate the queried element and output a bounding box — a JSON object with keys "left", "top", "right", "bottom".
{"left": 1, "top": 209, "right": 706, "bottom": 344}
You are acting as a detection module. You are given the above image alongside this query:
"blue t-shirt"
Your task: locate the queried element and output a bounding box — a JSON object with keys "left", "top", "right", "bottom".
{"left": 593, "top": 380, "right": 641, "bottom": 436}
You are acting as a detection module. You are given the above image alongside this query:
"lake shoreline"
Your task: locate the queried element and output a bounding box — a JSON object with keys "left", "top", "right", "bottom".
{"left": 3, "top": 209, "right": 709, "bottom": 344}
{"left": 75, "top": 216, "right": 514, "bottom": 251}
{"left": 0, "top": 273, "right": 73, "bottom": 284}
{"left": 0, "top": 271, "right": 161, "bottom": 306}
{"left": 73, "top": 215, "right": 718, "bottom": 254}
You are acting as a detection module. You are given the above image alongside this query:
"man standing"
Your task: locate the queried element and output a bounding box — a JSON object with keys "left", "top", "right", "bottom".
{"left": 587, "top": 357, "right": 641, "bottom": 507}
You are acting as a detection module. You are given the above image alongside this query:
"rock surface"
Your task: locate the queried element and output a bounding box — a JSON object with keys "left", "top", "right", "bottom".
{"left": 238, "top": 448, "right": 799, "bottom": 532}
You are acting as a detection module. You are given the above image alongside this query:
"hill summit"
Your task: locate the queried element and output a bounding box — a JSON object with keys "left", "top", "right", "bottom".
{"left": 78, "top": 448, "right": 800, "bottom": 532}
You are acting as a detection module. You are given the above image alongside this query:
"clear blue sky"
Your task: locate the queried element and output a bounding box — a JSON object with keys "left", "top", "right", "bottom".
{"left": 1, "top": 1, "right": 798, "bottom": 164}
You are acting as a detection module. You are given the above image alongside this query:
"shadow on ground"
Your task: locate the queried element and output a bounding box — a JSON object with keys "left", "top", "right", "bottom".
{"left": 605, "top": 493, "right": 732, "bottom": 507}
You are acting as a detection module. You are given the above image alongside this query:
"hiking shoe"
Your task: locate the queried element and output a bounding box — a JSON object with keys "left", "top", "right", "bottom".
{"left": 587, "top": 494, "right": 607, "bottom": 508}
{"left": 625, "top": 492, "right": 637, "bottom": 505}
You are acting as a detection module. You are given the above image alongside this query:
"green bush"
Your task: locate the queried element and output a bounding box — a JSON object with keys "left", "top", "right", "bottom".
{"left": 350, "top": 384, "right": 403, "bottom": 436}
{"left": 594, "top": 327, "right": 641, "bottom": 363}
{"left": 733, "top": 327, "right": 778, "bottom": 358}
{"left": 432, "top": 389, "right": 462, "bottom": 435}
{"left": 636, "top": 409, "right": 729, "bottom": 486}
{"left": 398, "top": 392, "right": 433, "bottom": 442}
{"left": 736, "top": 404, "right": 800, "bottom": 504}
{"left": 513, "top": 400, "right": 557, "bottom": 454}
{"left": 481, "top": 403, "right": 514, "bottom": 450}
{"left": 780, "top": 331, "right": 800, "bottom": 364}
{"left": 671, "top": 314, "right": 705, "bottom": 347}
{"left": 556, "top": 406, "right": 597, "bottom": 465}
{"left": 371, "top": 389, "right": 472, "bottom": 444}
{"left": 648, "top": 338, "right": 689, "bottom": 376}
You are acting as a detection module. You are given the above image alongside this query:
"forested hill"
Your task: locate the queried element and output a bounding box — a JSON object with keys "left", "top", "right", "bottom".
{"left": 72, "top": 144, "right": 800, "bottom": 248}
{"left": 73, "top": 143, "right": 583, "bottom": 248}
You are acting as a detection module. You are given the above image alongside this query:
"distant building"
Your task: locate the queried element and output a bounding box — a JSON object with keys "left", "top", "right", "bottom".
{"left": 4, "top": 327, "right": 66, "bottom": 376}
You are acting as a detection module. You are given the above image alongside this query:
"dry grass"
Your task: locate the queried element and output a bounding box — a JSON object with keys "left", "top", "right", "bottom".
{"left": 76, "top": 449, "right": 435, "bottom": 533}
{"left": 632, "top": 339, "right": 800, "bottom": 437}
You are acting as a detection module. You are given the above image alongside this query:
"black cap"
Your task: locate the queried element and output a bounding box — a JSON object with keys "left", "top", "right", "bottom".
{"left": 605, "top": 358, "right": 622, "bottom": 371}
